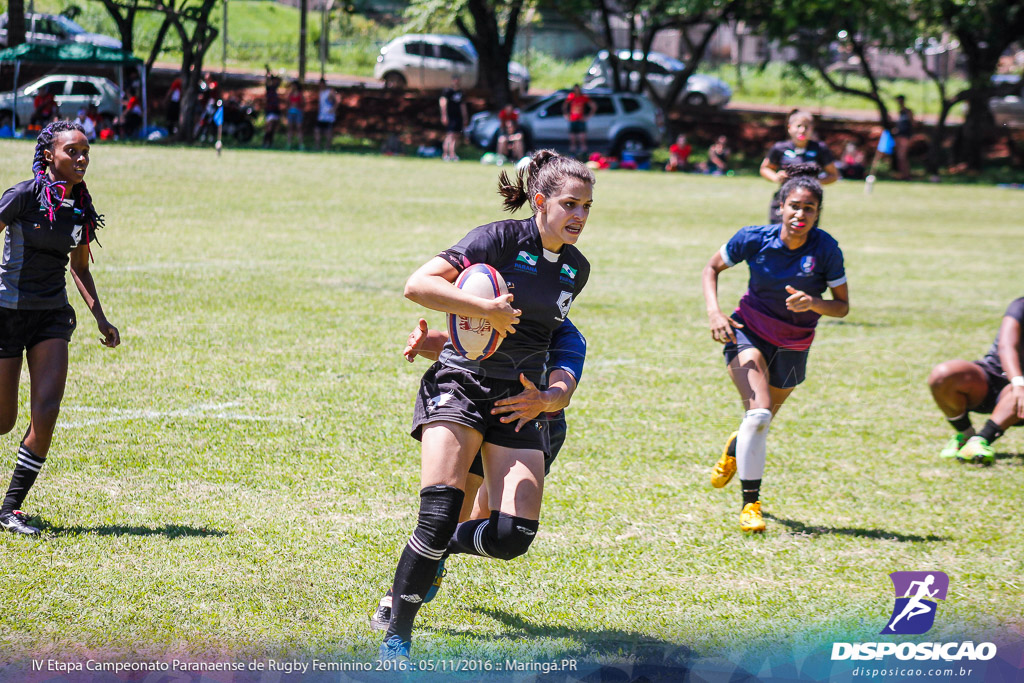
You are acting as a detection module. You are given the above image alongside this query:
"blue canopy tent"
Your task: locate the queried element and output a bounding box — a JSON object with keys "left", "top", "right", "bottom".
{"left": 0, "top": 42, "right": 147, "bottom": 134}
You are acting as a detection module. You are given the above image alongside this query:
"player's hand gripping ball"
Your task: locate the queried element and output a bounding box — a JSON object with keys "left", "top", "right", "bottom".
{"left": 448, "top": 264, "right": 509, "bottom": 361}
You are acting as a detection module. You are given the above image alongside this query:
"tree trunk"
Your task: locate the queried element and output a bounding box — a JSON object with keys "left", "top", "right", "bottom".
{"left": 7, "top": 0, "right": 26, "bottom": 47}
{"left": 97, "top": 0, "right": 136, "bottom": 54}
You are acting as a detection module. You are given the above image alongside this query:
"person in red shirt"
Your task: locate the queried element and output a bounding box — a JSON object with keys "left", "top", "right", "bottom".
{"left": 30, "top": 84, "right": 59, "bottom": 128}
{"left": 496, "top": 103, "right": 524, "bottom": 161}
{"left": 665, "top": 133, "right": 693, "bottom": 172}
{"left": 562, "top": 84, "right": 596, "bottom": 156}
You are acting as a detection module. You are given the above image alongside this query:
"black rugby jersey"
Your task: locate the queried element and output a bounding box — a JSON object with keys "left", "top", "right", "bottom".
{"left": 766, "top": 140, "right": 835, "bottom": 171}
{"left": 437, "top": 216, "right": 590, "bottom": 383}
{"left": 0, "top": 179, "right": 96, "bottom": 310}
{"left": 982, "top": 298, "right": 1024, "bottom": 376}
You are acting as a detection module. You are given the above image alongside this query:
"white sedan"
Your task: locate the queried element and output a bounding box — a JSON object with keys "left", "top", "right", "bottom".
{"left": 0, "top": 74, "right": 121, "bottom": 126}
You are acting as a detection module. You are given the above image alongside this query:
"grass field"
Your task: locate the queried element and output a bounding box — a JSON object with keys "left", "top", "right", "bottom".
{"left": 0, "top": 141, "right": 1021, "bottom": 678}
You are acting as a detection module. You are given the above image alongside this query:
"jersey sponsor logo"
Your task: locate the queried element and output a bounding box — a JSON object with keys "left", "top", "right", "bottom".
{"left": 559, "top": 264, "right": 577, "bottom": 285}
{"left": 515, "top": 251, "right": 538, "bottom": 274}
{"left": 555, "top": 291, "right": 573, "bottom": 321}
{"left": 800, "top": 255, "right": 816, "bottom": 275}
{"left": 517, "top": 251, "right": 537, "bottom": 266}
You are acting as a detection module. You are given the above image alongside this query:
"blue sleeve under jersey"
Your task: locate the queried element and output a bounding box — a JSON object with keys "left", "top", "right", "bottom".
{"left": 547, "top": 317, "right": 586, "bottom": 383}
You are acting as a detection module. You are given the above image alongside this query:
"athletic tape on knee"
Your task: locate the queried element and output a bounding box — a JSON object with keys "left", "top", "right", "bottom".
{"left": 408, "top": 485, "right": 464, "bottom": 561}
{"left": 737, "top": 408, "right": 772, "bottom": 481}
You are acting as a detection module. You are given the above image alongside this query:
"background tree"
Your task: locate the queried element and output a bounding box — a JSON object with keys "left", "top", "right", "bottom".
{"left": 6, "top": 0, "right": 26, "bottom": 47}
{"left": 149, "top": 0, "right": 221, "bottom": 140}
{"left": 926, "top": 0, "right": 1024, "bottom": 169}
{"left": 405, "top": 0, "right": 527, "bottom": 106}
{"left": 550, "top": 0, "right": 742, "bottom": 111}
{"left": 748, "top": 0, "right": 917, "bottom": 130}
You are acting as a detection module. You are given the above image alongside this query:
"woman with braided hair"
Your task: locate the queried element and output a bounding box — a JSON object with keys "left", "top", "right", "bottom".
{"left": 702, "top": 169, "right": 848, "bottom": 534}
{"left": 377, "top": 149, "right": 593, "bottom": 661}
{"left": 0, "top": 120, "right": 120, "bottom": 536}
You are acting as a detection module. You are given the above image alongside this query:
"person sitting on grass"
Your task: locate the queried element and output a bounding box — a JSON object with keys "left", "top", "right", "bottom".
{"left": 927, "top": 298, "right": 1024, "bottom": 465}
{"left": 665, "top": 134, "right": 693, "bottom": 172}
{"left": 496, "top": 104, "right": 525, "bottom": 163}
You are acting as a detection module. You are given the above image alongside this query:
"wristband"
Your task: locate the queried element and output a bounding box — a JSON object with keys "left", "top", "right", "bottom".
{"left": 1012, "top": 376, "right": 1024, "bottom": 387}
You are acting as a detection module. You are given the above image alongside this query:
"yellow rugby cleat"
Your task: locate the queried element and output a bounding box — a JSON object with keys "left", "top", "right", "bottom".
{"left": 711, "top": 432, "right": 738, "bottom": 488}
{"left": 740, "top": 502, "right": 766, "bottom": 533}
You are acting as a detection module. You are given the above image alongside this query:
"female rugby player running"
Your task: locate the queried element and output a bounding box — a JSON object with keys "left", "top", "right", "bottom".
{"left": 379, "top": 150, "right": 593, "bottom": 660}
{"left": 702, "top": 171, "right": 848, "bottom": 533}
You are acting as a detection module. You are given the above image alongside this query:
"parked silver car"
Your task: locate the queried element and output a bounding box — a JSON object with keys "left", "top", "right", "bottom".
{"left": 583, "top": 49, "right": 731, "bottom": 108}
{"left": 466, "top": 88, "right": 664, "bottom": 155}
{"left": 374, "top": 34, "right": 529, "bottom": 95}
{"left": 990, "top": 75, "right": 1024, "bottom": 128}
{"left": 0, "top": 13, "right": 121, "bottom": 49}
{"left": 0, "top": 74, "right": 121, "bottom": 126}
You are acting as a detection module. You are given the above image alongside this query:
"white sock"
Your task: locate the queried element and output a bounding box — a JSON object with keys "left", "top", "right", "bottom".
{"left": 736, "top": 408, "right": 772, "bottom": 481}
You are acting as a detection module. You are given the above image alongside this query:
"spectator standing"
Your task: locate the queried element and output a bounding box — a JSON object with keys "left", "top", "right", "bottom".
{"left": 440, "top": 77, "right": 468, "bottom": 162}
{"left": 893, "top": 95, "right": 914, "bottom": 180}
{"left": 263, "top": 68, "right": 282, "bottom": 148}
{"left": 286, "top": 80, "right": 305, "bottom": 150}
{"left": 563, "top": 84, "right": 596, "bottom": 157}
{"left": 314, "top": 78, "right": 338, "bottom": 152}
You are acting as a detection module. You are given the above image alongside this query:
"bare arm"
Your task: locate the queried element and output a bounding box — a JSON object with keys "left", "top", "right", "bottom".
{"left": 491, "top": 370, "right": 579, "bottom": 431}
{"left": 760, "top": 158, "right": 786, "bottom": 183}
{"left": 702, "top": 250, "right": 743, "bottom": 344}
{"left": 997, "top": 315, "right": 1024, "bottom": 419}
{"left": 402, "top": 318, "right": 448, "bottom": 362}
{"left": 404, "top": 256, "right": 520, "bottom": 336}
{"left": 820, "top": 162, "right": 840, "bottom": 185}
{"left": 785, "top": 282, "right": 850, "bottom": 318}
{"left": 69, "top": 244, "right": 120, "bottom": 347}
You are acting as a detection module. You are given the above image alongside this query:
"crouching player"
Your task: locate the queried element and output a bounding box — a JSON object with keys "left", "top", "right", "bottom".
{"left": 927, "top": 297, "right": 1024, "bottom": 464}
{"left": 370, "top": 316, "right": 585, "bottom": 630}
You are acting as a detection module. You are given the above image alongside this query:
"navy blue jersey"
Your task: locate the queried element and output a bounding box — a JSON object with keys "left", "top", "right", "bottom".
{"left": 438, "top": 216, "right": 590, "bottom": 383}
{"left": 0, "top": 179, "right": 96, "bottom": 310}
{"left": 547, "top": 316, "right": 586, "bottom": 382}
{"left": 982, "top": 298, "right": 1024, "bottom": 376}
{"left": 721, "top": 224, "right": 845, "bottom": 350}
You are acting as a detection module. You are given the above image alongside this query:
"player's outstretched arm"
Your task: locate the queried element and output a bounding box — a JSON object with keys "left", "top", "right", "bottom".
{"left": 69, "top": 243, "right": 119, "bottom": 348}
{"left": 402, "top": 319, "right": 449, "bottom": 362}
{"left": 491, "top": 372, "right": 578, "bottom": 432}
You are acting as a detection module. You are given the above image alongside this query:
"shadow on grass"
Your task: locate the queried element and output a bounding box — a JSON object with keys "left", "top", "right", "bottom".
{"left": 764, "top": 515, "right": 947, "bottom": 542}
{"left": 438, "top": 607, "right": 689, "bottom": 658}
{"left": 38, "top": 522, "right": 228, "bottom": 538}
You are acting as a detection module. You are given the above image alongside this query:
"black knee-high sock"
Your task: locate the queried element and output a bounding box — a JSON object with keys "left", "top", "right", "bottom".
{"left": 1, "top": 443, "right": 46, "bottom": 516}
{"left": 386, "top": 485, "right": 464, "bottom": 643}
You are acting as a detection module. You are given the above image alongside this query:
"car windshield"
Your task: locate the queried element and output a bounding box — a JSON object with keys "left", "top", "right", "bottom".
{"left": 52, "top": 15, "right": 85, "bottom": 35}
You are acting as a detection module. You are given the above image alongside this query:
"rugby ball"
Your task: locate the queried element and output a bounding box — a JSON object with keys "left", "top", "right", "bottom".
{"left": 448, "top": 264, "right": 509, "bottom": 361}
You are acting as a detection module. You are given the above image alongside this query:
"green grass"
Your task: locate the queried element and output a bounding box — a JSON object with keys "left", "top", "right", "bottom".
{"left": 705, "top": 61, "right": 967, "bottom": 119}
{"left": 0, "top": 142, "right": 1021, "bottom": 675}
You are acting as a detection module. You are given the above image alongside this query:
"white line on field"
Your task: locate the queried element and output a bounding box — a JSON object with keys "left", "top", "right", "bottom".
{"left": 58, "top": 402, "right": 302, "bottom": 428}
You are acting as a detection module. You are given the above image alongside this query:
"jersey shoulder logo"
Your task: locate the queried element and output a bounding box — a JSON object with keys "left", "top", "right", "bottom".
{"left": 555, "top": 291, "right": 573, "bottom": 321}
